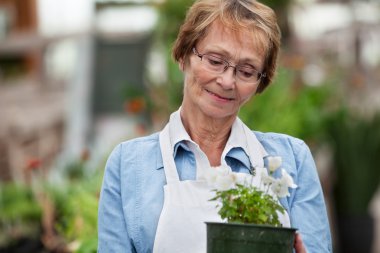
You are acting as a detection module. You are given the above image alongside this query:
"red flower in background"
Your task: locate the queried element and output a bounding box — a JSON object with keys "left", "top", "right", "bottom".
{"left": 124, "top": 97, "right": 146, "bottom": 114}
{"left": 26, "top": 158, "right": 42, "bottom": 171}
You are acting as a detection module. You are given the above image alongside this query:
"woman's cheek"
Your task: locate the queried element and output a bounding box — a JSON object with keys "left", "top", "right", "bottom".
{"left": 240, "top": 87, "right": 257, "bottom": 105}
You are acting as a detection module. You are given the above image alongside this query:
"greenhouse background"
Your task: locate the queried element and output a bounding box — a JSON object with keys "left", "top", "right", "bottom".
{"left": 0, "top": 0, "right": 380, "bottom": 252}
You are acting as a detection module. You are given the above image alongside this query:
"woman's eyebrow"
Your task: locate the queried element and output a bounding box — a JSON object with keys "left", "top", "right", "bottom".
{"left": 207, "top": 45, "right": 262, "bottom": 62}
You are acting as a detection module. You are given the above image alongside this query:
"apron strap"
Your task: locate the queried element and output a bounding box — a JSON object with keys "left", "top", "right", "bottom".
{"left": 239, "top": 118, "right": 267, "bottom": 168}
{"left": 159, "top": 124, "right": 180, "bottom": 183}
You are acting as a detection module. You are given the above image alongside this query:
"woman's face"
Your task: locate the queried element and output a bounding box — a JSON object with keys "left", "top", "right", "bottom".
{"left": 181, "top": 21, "right": 266, "bottom": 120}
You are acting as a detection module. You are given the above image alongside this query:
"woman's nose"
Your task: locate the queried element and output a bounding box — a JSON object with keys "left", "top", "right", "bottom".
{"left": 217, "top": 67, "right": 236, "bottom": 89}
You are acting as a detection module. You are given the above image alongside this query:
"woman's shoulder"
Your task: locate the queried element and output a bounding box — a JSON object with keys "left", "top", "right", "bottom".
{"left": 253, "top": 131, "right": 316, "bottom": 178}
{"left": 254, "top": 131, "right": 305, "bottom": 145}
{"left": 108, "top": 132, "right": 161, "bottom": 160}
{"left": 120, "top": 131, "right": 160, "bottom": 147}
{"left": 253, "top": 131, "right": 309, "bottom": 158}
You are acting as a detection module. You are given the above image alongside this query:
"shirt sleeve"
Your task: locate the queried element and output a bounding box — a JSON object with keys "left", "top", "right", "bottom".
{"left": 98, "top": 144, "right": 136, "bottom": 252}
{"left": 290, "top": 141, "right": 333, "bottom": 253}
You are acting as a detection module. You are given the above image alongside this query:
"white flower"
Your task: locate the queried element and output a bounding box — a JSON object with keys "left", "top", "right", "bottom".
{"left": 215, "top": 165, "right": 231, "bottom": 176}
{"left": 260, "top": 171, "right": 275, "bottom": 185}
{"left": 205, "top": 165, "right": 236, "bottom": 191}
{"left": 280, "top": 169, "right": 297, "bottom": 189}
{"left": 235, "top": 173, "right": 254, "bottom": 186}
{"left": 271, "top": 178, "right": 290, "bottom": 198}
{"left": 267, "top": 156, "right": 282, "bottom": 172}
{"left": 214, "top": 173, "right": 236, "bottom": 191}
{"left": 270, "top": 170, "right": 297, "bottom": 198}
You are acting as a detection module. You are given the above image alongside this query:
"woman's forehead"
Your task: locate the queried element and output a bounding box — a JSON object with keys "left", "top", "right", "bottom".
{"left": 197, "top": 20, "right": 268, "bottom": 58}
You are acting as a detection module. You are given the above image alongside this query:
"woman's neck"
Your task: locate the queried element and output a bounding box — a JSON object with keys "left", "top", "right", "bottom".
{"left": 180, "top": 105, "right": 236, "bottom": 166}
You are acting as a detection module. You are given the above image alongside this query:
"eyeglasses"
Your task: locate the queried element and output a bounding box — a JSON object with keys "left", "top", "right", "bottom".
{"left": 192, "top": 47, "right": 266, "bottom": 85}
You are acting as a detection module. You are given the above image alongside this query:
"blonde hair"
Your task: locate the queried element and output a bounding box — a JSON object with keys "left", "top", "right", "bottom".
{"left": 172, "top": 0, "right": 281, "bottom": 93}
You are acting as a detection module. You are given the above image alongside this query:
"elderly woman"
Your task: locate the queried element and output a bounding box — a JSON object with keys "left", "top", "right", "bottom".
{"left": 98, "top": 0, "right": 332, "bottom": 252}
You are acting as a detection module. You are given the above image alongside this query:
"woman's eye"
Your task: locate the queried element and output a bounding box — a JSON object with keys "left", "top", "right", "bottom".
{"left": 206, "top": 56, "right": 224, "bottom": 66}
{"left": 238, "top": 68, "right": 255, "bottom": 78}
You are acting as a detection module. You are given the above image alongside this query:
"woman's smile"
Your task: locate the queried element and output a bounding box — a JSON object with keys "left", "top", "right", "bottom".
{"left": 205, "top": 88, "right": 235, "bottom": 102}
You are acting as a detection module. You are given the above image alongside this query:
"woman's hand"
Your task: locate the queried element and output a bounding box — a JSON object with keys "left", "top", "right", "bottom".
{"left": 294, "top": 232, "right": 307, "bottom": 253}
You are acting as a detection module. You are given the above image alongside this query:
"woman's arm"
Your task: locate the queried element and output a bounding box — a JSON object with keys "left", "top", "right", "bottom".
{"left": 290, "top": 142, "right": 332, "bottom": 253}
{"left": 98, "top": 144, "right": 135, "bottom": 252}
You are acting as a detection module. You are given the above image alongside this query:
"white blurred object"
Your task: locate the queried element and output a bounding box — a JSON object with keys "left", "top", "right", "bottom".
{"left": 290, "top": 3, "right": 352, "bottom": 41}
{"left": 45, "top": 39, "right": 78, "bottom": 84}
{"left": 95, "top": 6, "right": 158, "bottom": 35}
{"left": 302, "top": 63, "right": 326, "bottom": 87}
{"left": 361, "top": 31, "right": 380, "bottom": 68}
{"left": 290, "top": 2, "right": 380, "bottom": 40}
{"left": 147, "top": 47, "right": 168, "bottom": 85}
{"left": 0, "top": 9, "right": 8, "bottom": 39}
{"left": 61, "top": 35, "right": 94, "bottom": 162}
{"left": 37, "top": 0, "right": 94, "bottom": 36}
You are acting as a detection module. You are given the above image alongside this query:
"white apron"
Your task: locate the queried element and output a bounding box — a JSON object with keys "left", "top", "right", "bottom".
{"left": 153, "top": 113, "right": 290, "bottom": 253}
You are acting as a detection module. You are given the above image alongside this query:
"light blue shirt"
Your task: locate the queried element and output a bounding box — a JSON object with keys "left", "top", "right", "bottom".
{"left": 98, "top": 130, "right": 332, "bottom": 252}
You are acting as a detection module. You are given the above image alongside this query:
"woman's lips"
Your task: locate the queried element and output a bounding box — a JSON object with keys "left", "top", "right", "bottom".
{"left": 205, "top": 89, "right": 234, "bottom": 101}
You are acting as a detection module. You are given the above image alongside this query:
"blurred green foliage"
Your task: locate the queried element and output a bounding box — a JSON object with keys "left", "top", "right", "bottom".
{"left": 260, "top": 0, "right": 292, "bottom": 9}
{"left": 152, "top": 0, "right": 194, "bottom": 112}
{"left": 0, "top": 183, "right": 41, "bottom": 223}
{"left": 0, "top": 155, "right": 102, "bottom": 252}
{"left": 325, "top": 109, "right": 380, "bottom": 215}
{"left": 156, "top": 0, "right": 194, "bottom": 46}
{"left": 52, "top": 186, "right": 98, "bottom": 252}
{"left": 239, "top": 68, "right": 338, "bottom": 142}
{"left": 0, "top": 183, "right": 42, "bottom": 247}
{"left": 48, "top": 163, "right": 102, "bottom": 253}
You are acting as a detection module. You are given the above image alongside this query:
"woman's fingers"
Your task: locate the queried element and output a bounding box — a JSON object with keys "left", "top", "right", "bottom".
{"left": 294, "top": 232, "right": 307, "bottom": 253}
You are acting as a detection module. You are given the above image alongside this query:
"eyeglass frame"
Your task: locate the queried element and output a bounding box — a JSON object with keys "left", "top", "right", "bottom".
{"left": 192, "top": 47, "right": 266, "bottom": 85}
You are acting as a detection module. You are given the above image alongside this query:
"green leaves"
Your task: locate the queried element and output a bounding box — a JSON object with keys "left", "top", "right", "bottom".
{"left": 0, "top": 183, "right": 42, "bottom": 247}
{"left": 207, "top": 160, "right": 295, "bottom": 227}
{"left": 49, "top": 171, "right": 102, "bottom": 253}
{"left": 213, "top": 184, "right": 285, "bottom": 227}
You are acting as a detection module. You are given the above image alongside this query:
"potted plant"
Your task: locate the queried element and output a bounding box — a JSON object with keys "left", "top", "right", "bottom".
{"left": 205, "top": 157, "right": 297, "bottom": 253}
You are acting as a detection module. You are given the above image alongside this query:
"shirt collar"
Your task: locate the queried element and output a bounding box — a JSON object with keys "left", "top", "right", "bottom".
{"left": 223, "top": 119, "right": 251, "bottom": 160}
{"left": 226, "top": 147, "right": 251, "bottom": 170}
{"left": 156, "top": 109, "right": 267, "bottom": 170}
{"left": 222, "top": 118, "right": 267, "bottom": 171}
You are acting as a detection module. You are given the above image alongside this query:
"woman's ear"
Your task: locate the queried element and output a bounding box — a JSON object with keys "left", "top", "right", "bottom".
{"left": 179, "top": 59, "right": 185, "bottom": 71}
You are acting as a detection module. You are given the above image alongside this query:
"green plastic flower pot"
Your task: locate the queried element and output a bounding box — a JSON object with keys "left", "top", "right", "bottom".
{"left": 206, "top": 222, "right": 296, "bottom": 253}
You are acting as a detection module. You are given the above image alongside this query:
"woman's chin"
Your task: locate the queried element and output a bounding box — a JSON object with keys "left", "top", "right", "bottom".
{"left": 200, "top": 105, "right": 238, "bottom": 121}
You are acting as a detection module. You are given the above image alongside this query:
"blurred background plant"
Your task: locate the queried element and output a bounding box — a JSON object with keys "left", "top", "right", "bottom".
{"left": 48, "top": 170, "right": 101, "bottom": 253}
{"left": 147, "top": 0, "right": 194, "bottom": 116}
{"left": 0, "top": 149, "right": 103, "bottom": 253}
{"left": 239, "top": 67, "right": 340, "bottom": 143}
{"left": 324, "top": 109, "right": 380, "bottom": 253}
{"left": 42, "top": 150, "right": 102, "bottom": 253}
{"left": 0, "top": 183, "right": 42, "bottom": 251}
